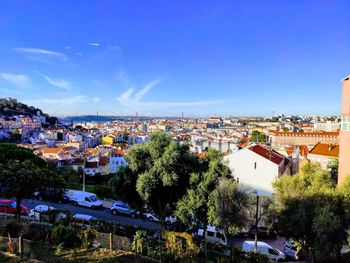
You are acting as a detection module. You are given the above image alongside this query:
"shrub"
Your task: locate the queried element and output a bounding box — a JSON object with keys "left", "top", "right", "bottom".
{"left": 5, "top": 220, "right": 23, "bottom": 237}
{"left": 132, "top": 230, "right": 148, "bottom": 255}
{"left": 23, "top": 221, "right": 52, "bottom": 241}
{"left": 93, "top": 185, "right": 113, "bottom": 199}
{"left": 51, "top": 224, "right": 81, "bottom": 248}
{"left": 163, "top": 231, "right": 200, "bottom": 262}
{"left": 79, "top": 228, "right": 98, "bottom": 248}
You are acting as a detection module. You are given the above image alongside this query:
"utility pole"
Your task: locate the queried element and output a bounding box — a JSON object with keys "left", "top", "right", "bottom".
{"left": 82, "top": 155, "right": 86, "bottom": 192}
{"left": 252, "top": 190, "right": 259, "bottom": 253}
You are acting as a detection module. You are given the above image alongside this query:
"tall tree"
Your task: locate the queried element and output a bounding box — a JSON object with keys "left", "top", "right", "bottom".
{"left": 272, "top": 162, "right": 348, "bottom": 262}
{"left": 0, "top": 143, "right": 50, "bottom": 218}
{"left": 208, "top": 178, "right": 249, "bottom": 235}
{"left": 127, "top": 132, "right": 199, "bottom": 227}
{"left": 175, "top": 149, "right": 231, "bottom": 254}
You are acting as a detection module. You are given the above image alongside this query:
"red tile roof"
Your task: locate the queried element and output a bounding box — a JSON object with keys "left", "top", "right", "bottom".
{"left": 249, "top": 144, "right": 286, "bottom": 166}
{"left": 309, "top": 143, "right": 339, "bottom": 157}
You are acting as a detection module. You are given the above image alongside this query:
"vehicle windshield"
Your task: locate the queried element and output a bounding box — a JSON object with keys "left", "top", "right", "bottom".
{"left": 89, "top": 195, "right": 97, "bottom": 202}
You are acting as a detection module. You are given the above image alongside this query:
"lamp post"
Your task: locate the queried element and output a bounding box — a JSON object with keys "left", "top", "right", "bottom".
{"left": 252, "top": 190, "right": 259, "bottom": 253}
{"left": 82, "top": 155, "right": 86, "bottom": 192}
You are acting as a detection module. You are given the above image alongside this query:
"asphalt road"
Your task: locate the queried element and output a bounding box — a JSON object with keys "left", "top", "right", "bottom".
{"left": 22, "top": 199, "right": 161, "bottom": 230}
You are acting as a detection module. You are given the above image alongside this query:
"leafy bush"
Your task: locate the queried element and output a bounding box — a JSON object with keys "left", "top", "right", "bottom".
{"left": 79, "top": 228, "right": 97, "bottom": 248}
{"left": 22, "top": 221, "right": 52, "bottom": 241}
{"left": 163, "top": 231, "right": 200, "bottom": 262}
{"left": 51, "top": 224, "right": 81, "bottom": 248}
{"left": 5, "top": 220, "right": 23, "bottom": 237}
{"left": 93, "top": 185, "right": 113, "bottom": 199}
{"left": 132, "top": 230, "right": 148, "bottom": 255}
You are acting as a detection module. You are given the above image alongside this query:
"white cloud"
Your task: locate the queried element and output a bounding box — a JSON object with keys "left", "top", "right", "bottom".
{"left": 117, "top": 79, "right": 224, "bottom": 110}
{"left": 14, "top": 47, "right": 68, "bottom": 62}
{"left": 88, "top": 43, "right": 100, "bottom": 46}
{"left": 117, "top": 88, "right": 135, "bottom": 104}
{"left": 27, "top": 96, "right": 87, "bottom": 105}
{"left": 43, "top": 75, "right": 71, "bottom": 90}
{"left": 0, "top": 73, "right": 29, "bottom": 87}
{"left": 135, "top": 79, "right": 160, "bottom": 101}
{"left": 92, "top": 97, "right": 100, "bottom": 103}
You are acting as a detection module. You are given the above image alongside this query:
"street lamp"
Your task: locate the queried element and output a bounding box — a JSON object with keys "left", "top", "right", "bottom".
{"left": 82, "top": 155, "right": 86, "bottom": 192}
{"left": 252, "top": 189, "right": 259, "bottom": 253}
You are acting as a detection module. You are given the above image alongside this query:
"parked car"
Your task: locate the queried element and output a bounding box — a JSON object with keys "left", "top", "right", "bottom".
{"left": 283, "top": 240, "right": 303, "bottom": 260}
{"left": 72, "top": 213, "right": 97, "bottom": 227}
{"left": 29, "top": 205, "right": 56, "bottom": 220}
{"left": 143, "top": 211, "right": 177, "bottom": 224}
{"left": 242, "top": 241, "right": 285, "bottom": 262}
{"left": 69, "top": 191, "right": 103, "bottom": 209}
{"left": 33, "top": 187, "right": 69, "bottom": 203}
{"left": 110, "top": 201, "right": 138, "bottom": 218}
{"left": 197, "top": 225, "right": 228, "bottom": 246}
{"left": 248, "top": 225, "right": 276, "bottom": 239}
{"left": 0, "top": 199, "right": 28, "bottom": 215}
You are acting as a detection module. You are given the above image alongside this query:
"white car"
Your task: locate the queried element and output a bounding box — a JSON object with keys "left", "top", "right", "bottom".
{"left": 242, "top": 241, "right": 285, "bottom": 262}
{"left": 197, "top": 225, "right": 228, "bottom": 246}
{"left": 29, "top": 205, "right": 56, "bottom": 220}
{"left": 143, "top": 212, "right": 176, "bottom": 224}
{"left": 70, "top": 191, "right": 103, "bottom": 209}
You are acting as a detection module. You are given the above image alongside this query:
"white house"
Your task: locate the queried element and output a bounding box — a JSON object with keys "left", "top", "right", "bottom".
{"left": 224, "top": 144, "right": 291, "bottom": 196}
{"left": 110, "top": 149, "right": 128, "bottom": 173}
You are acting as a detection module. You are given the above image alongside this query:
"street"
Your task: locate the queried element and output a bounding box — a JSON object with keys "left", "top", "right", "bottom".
{"left": 22, "top": 199, "right": 161, "bottom": 230}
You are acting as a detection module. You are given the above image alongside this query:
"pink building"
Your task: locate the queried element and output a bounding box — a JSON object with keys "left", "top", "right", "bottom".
{"left": 339, "top": 74, "right": 350, "bottom": 184}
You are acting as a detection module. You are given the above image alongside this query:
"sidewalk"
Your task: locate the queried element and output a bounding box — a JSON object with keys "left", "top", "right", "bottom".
{"left": 101, "top": 199, "right": 114, "bottom": 209}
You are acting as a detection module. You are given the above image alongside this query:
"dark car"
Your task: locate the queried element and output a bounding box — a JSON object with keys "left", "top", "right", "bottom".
{"left": 34, "top": 187, "right": 69, "bottom": 203}
{"left": 248, "top": 225, "right": 276, "bottom": 239}
{"left": 0, "top": 199, "right": 28, "bottom": 215}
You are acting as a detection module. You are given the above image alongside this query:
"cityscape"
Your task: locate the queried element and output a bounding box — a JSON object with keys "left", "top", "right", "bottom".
{"left": 0, "top": 1, "right": 350, "bottom": 263}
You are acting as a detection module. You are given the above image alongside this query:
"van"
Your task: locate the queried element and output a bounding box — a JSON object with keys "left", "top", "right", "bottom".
{"left": 197, "top": 225, "right": 228, "bottom": 246}
{"left": 70, "top": 191, "right": 103, "bottom": 209}
{"left": 242, "top": 241, "right": 285, "bottom": 262}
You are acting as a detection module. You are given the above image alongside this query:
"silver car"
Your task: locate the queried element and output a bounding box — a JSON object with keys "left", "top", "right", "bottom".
{"left": 110, "top": 201, "right": 137, "bottom": 218}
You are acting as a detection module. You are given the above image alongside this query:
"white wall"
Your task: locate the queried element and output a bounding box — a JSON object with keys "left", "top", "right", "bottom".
{"left": 224, "top": 148, "right": 279, "bottom": 196}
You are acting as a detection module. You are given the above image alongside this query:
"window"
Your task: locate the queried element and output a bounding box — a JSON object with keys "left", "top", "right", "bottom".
{"left": 85, "top": 197, "right": 90, "bottom": 202}
{"left": 254, "top": 162, "right": 257, "bottom": 169}
{"left": 268, "top": 248, "right": 279, "bottom": 256}
{"left": 207, "top": 231, "right": 214, "bottom": 237}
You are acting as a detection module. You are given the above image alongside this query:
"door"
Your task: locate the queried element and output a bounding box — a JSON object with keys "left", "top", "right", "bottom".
{"left": 84, "top": 197, "right": 92, "bottom": 207}
{"left": 267, "top": 248, "right": 280, "bottom": 261}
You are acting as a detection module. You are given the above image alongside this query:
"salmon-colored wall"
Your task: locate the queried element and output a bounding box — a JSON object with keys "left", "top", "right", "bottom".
{"left": 341, "top": 77, "right": 350, "bottom": 115}
{"left": 338, "top": 131, "right": 350, "bottom": 184}
{"left": 338, "top": 76, "right": 350, "bottom": 184}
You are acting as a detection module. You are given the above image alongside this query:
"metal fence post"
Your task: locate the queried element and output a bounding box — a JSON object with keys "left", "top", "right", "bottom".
{"left": 18, "top": 235, "right": 23, "bottom": 258}
{"left": 109, "top": 233, "right": 113, "bottom": 252}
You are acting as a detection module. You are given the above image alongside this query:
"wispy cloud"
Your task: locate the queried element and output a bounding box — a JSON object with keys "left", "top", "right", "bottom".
{"left": 92, "top": 97, "right": 100, "bottom": 103}
{"left": 0, "top": 73, "right": 29, "bottom": 87}
{"left": 117, "top": 79, "right": 160, "bottom": 104}
{"left": 88, "top": 43, "right": 100, "bottom": 46}
{"left": 27, "top": 96, "right": 87, "bottom": 105}
{"left": 14, "top": 47, "right": 68, "bottom": 62}
{"left": 135, "top": 79, "right": 160, "bottom": 101}
{"left": 117, "top": 79, "right": 224, "bottom": 110}
{"left": 42, "top": 75, "right": 71, "bottom": 90}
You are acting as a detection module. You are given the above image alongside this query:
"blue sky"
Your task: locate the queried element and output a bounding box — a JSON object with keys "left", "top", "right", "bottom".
{"left": 0, "top": 0, "right": 349, "bottom": 117}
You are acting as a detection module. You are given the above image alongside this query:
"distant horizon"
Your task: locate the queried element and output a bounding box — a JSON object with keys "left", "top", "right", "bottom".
{"left": 0, "top": 1, "right": 349, "bottom": 116}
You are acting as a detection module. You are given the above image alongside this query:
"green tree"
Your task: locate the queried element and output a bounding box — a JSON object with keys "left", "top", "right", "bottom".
{"left": 249, "top": 131, "right": 267, "bottom": 143}
{"left": 208, "top": 178, "right": 249, "bottom": 236}
{"left": 175, "top": 149, "right": 231, "bottom": 255}
{"left": 128, "top": 132, "right": 199, "bottom": 227}
{"left": 272, "top": 162, "right": 348, "bottom": 262}
{"left": 0, "top": 143, "right": 51, "bottom": 218}
{"left": 110, "top": 166, "right": 144, "bottom": 210}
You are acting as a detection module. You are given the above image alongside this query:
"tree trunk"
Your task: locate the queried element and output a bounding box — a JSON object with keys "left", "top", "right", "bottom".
{"left": 15, "top": 196, "right": 22, "bottom": 219}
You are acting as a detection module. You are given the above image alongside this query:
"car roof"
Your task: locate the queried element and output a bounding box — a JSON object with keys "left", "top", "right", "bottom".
{"left": 114, "top": 200, "right": 127, "bottom": 205}
{"left": 73, "top": 214, "right": 95, "bottom": 220}
{"left": 243, "top": 241, "right": 271, "bottom": 248}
